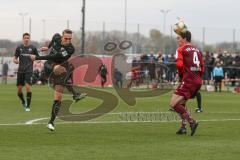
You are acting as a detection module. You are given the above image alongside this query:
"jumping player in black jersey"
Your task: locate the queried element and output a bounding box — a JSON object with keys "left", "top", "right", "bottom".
{"left": 30, "top": 29, "right": 86, "bottom": 131}
{"left": 41, "top": 32, "right": 86, "bottom": 103}
{"left": 13, "top": 33, "right": 39, "bottom": 112}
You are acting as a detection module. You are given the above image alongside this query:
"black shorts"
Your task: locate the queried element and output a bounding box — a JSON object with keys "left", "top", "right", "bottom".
{"left": 44, "top": 61, "right": 54, "bottom": 78}
{"left": 17, "top": 72, "right": 33, "bottom": 86}
{"left": 214, "top": 76, "right": 223, "bottom": 83}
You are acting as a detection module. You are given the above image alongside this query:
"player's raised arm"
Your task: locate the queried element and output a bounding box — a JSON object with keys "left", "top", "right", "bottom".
{"left": 33, "top": 52, "right": 63, "bottom": 61}
{"left": 48, "top": 33, "right": 62, "bottom": 49}
{"left": 31, "top": 44, "right": 74, "bottom": 61}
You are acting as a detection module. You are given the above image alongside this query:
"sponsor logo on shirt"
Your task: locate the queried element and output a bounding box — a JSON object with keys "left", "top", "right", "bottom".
{"left": 190, "top": 67, "right": 201, "bottom": 71}
{"left": 61, "top": 47, "right": 68, "bottom": 57}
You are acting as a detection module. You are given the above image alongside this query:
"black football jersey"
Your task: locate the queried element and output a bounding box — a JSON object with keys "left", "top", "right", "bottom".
{"left": 14, "top": 44, "right": 39, "bottom": 73}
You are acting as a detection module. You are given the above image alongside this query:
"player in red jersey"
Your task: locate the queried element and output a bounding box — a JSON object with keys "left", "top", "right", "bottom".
{"left": 169, "top": 30, "right": 204, "bottom": 136}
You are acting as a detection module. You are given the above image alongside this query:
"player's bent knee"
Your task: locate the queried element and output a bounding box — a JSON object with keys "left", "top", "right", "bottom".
{"left": 169, "top": 100, "right": 177, "bottom": 108}
{"left": 53, "top": 65, "right": 67, "bottom": 76}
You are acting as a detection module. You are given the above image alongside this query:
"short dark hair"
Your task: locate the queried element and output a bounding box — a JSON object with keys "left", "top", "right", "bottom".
{"left": 62, "top": 29, "right": 73, "bottom": 35}
{"left": 180, "top": 30, "right": 191, "bottom": 42}
{"left": 23, "top": 33, "right": 30, "bottom": 38}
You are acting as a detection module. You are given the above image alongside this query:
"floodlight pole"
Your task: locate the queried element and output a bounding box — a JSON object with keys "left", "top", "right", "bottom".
{"left": 81, "top": 0, "right": 86, "bottom": 55}
{"left": 29, "top": 18, "right": 32, "bottom": 35}
{"left": 160, "top": 9, "right": 171, "bottom": 35}
{"left": 18, "top": 12, "right": 28, "bottom": 34}
{"left": 124, "top": 0, "right": 127, "bottom": 39}
{"left": 67, "top": 19, "right": 70, "bottom": 29}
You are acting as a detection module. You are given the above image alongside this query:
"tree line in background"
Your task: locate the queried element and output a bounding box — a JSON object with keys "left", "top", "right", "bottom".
{"left": 1, "top": 29, "right": 240, "bottom": 56}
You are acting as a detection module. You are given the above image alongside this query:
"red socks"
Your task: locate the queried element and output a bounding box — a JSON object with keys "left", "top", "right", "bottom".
{"left": 174, "top": 104, "right": 194, "bottom": 124}
{"left": 173, "top": 103, "right": 186, "bottom": 114}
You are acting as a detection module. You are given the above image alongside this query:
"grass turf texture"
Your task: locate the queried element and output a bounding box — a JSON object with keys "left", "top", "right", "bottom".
{"left": 0, "top": 84, "right": 240, "bottom": 160}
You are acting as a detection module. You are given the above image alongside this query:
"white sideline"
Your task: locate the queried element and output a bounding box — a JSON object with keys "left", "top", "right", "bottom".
{"left": 25, "top": 117, "right": 49, "bottom": 125}
{"left": 24, "top": 111, "right": 240, "bottom": 125}
{"left": 0, "top": 118, "right": 239, "bottom": 126}
{"left": 0, "top": 111, "right": 239, "bottom": 126}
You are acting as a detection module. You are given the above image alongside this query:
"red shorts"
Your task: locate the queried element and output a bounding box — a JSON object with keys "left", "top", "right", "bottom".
{"left": 175, "top": 82, "right": 202, "bottom": 100}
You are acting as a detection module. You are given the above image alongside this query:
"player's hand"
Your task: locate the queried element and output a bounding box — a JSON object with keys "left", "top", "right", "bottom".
{"left": 30, "top": 55, "right": 36, "bottom": 61}
{"left": 40, "top": 47, "right": 49, "bottom": 52}
{"left": 13, "top": 59, "right": 19, "bottom": 64}
{"left": 13, "top": 57, "right": 19, "bottom": 64}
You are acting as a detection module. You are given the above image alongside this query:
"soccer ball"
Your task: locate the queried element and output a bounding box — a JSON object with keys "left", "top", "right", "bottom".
{"left": 173, "top": 21, "right": 188, "bottom": 35}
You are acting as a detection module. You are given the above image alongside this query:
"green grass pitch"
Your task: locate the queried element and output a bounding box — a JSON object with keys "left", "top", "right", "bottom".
{"left": 0, "top": 84, "right": 240, "bottom": 160}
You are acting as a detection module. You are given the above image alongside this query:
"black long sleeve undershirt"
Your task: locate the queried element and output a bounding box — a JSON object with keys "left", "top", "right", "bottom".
{"left": 36, "top": 44, "right": 74, "bottom": 61}
{"left": 35, "top": 52, "right": 63, "bottom": 61}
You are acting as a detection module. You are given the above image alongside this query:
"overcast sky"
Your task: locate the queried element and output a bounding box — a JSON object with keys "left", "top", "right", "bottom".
{"left": 0, "top": 0, "right": 240, "bottom": 43}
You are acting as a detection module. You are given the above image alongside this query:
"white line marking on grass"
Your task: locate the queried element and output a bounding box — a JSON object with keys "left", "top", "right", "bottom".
{"left": 50, "top": 118, "right": 240, "bottom": 124}
{"left": 24, "top": 112, "right": 173, "bottom": 125}
{"left": 24, "top": 111, "right": 240, "bottom": 125}
{"left": 0, "top": 123, "right": 26, "bottom": 126}
{"left": 206, "top": 112, "right": 240, "bottom": 114}
{"left": 6, "top": 118, "right": 240, "bottom": 126}
{"left": 25, "top": 117, "right": 49, "bottom": 125}
{"left": 1, "top": 118, "right": 240, "bottom": 126}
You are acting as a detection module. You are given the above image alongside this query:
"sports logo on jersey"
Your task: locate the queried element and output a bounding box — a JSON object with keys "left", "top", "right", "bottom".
{"left": 61, "top": 47, "right": 68, "bottom": 57}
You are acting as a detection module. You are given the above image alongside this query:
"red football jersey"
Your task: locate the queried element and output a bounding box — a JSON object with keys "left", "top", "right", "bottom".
{"left": 176, "top": 44, "right": 204, "bottom": 85}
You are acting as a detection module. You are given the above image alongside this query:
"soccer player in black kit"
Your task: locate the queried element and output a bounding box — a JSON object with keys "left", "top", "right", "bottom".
{"left": 13, "top": 33, "right": 39, "bottom": 112}
{"left": 30, "top": 29, "right": 85, "bottom": 131}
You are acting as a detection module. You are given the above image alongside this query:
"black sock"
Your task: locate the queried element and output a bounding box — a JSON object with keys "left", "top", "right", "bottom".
{"left": 66, "top": 85, "right": 78, "bottom": 97}
{"left": 196, "top": 92, "right": 202, "bottom": 110}
{"left": 49, "top": 100, "right": 61, "bottom": 125}
{"left": 214, "top": 83, "right": 218, "bottom": 92}
{"left": 18, "top": 92, "right": 25, "bottom": 104}
{"left": 26, "top": 92, "right": 32, "bottom": 108}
